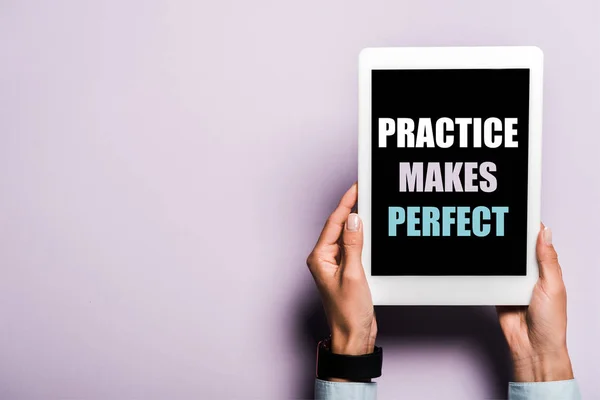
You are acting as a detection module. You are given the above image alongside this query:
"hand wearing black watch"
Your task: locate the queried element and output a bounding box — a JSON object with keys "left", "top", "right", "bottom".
{"left": 316, "top": 337, "right": 383, "bottom": 382}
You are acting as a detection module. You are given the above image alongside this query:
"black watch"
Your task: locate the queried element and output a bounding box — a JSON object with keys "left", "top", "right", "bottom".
{"left": 315, "top": 337, "right": 383, "bottom": 381}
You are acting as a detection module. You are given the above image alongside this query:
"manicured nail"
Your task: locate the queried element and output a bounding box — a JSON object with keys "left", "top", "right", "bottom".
{"left": 346, "top": 213, "right": 361, "bottom": 232}
{"left": 543, "top": 226, "right": 553, "bottom": 245}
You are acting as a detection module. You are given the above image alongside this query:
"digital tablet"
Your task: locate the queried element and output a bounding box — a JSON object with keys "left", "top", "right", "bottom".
{"left": 358, "top": 46, "right": 543, "bottom": 305}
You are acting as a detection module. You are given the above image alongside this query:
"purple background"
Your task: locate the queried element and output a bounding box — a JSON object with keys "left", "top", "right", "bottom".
{"left": 0, "top": 1, "right": 598, "bottom": 399}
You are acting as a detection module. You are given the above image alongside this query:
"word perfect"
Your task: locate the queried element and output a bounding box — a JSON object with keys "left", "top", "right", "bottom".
{"left": 388, "top": 206, "right": 509, "bottom": 237}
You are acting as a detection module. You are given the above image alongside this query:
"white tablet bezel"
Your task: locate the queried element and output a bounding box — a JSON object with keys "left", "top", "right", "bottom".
{"left": 358, "top": 46, "right": 543, "bottom": 305}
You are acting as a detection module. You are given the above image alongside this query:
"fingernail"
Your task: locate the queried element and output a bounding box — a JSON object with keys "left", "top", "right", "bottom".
{"left": 346, "top": 213, "right": 361, "bottom": 232}
{"left": 543, "top": 226, "right": 553, "bottom": 246}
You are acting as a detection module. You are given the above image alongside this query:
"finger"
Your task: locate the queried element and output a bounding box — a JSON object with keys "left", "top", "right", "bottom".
{"left": 536, "top": 223, "right": 563, "bottom": 284}
{"left": 315, "top": 183, "right": 358, "bottom": 248}
{"left": 341, "top": 213, "right": 364, "bottom": 273}
{"left": 496, "top": 305, "right": 526, "bottom": 327}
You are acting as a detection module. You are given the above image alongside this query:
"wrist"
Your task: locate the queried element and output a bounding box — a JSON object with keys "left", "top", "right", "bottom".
{"left": 331, "top": 330, "right": 377, "bottom": 356}
{"left": 512, "top": 348, "right": 574, "bottom": 382}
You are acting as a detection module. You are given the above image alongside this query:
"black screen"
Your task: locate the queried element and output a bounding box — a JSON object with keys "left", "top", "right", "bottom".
{"left": 371, "top": 69, "right": 530, "bottom": 276}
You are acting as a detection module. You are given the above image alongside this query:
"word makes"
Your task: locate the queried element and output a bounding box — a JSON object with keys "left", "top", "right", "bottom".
{"left": 388, "top": 206, "right": 509, "bottom": 237}
{"left": 400, "top": 162, "right": 497, "bottom": 193}
{"left": 379, "top": 117, "right": 519, "bottom": 148}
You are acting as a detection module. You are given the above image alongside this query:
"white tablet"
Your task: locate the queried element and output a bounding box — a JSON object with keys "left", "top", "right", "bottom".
{"left": 358, "top": 46, "right": 543, "bottom": 305}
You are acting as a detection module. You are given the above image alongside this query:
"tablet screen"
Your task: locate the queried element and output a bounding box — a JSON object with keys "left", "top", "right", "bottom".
{"left": 371, "top": 68, "right": 530, "bottom": 276}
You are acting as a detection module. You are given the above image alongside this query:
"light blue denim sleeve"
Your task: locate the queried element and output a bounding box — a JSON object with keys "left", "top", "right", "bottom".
{"left": 509, "top": 379, "right": 581, "bottom": 400}
{"left": 315, "top": 379, "right": 377, "bottom": 400}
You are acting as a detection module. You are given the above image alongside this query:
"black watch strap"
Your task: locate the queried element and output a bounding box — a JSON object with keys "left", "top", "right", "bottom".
{"left": 316, "top": 338, "right": 383, "bottom": 381}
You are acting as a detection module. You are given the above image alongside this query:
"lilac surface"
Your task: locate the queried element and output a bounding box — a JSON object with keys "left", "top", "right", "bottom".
{"left": 0, "top": 1, "right": 598, "bottom": 399}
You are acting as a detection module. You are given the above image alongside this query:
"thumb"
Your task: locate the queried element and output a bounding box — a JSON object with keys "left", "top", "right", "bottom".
{"left": 537, "top": 223, "right": 563, "bottom": 285}
{"left": 342, "top": 213, "right": 364, "bottom": 270}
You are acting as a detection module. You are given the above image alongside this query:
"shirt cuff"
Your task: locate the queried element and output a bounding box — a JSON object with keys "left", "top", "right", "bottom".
{"left": 509, "top": 379, "right": 581, "bottom": 400}
{"left": 315, "top": 378, "right": 377, "bottom": 400}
